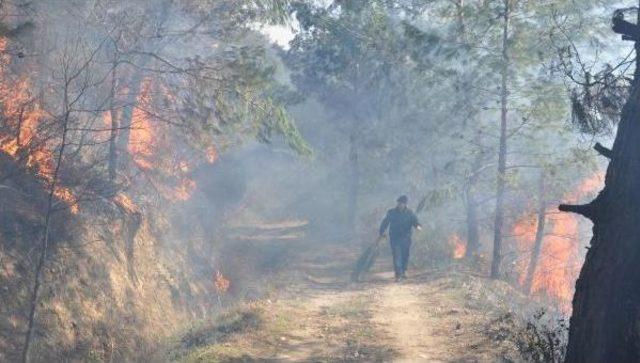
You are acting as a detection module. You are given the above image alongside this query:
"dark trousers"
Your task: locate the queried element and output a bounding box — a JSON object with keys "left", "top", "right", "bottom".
{"left": 390, "top": 238, "right": 411, "bottom": 277}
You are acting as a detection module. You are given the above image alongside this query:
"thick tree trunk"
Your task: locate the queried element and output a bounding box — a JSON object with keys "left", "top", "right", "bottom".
{"left": 491, "top": 0, "right": 510, "bottom": 279}
{"left": 523, "top": 173, "right": 546, "bottom": 295}
{"left": 115, "top": 4, "right": 170, "bottom": 173}
{"left": 565, "top": 5, "right": 640, "bottom": 361}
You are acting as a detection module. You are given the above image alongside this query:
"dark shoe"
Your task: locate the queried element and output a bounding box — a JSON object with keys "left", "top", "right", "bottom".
{"left": 400, "top": 273, "right": 407, "bottom": 279}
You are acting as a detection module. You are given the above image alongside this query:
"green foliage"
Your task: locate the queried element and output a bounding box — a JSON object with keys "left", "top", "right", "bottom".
{"left": 285, "top": 0, "right": 606, "bottom": 271}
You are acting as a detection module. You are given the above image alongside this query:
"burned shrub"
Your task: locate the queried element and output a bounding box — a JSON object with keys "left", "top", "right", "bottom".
{"left": 514, "top": 309, "right": 568, "bottom": 363}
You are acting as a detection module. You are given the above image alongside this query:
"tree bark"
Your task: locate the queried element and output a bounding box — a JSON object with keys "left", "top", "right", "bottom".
{"left": 594, "top": 142, "right": 612, "bottom": 159}
{"left": 565, "top": 3, "right": 640, "bottom": 361}
{"left": 523, "top": 173, "right": 546, "bottom": 295}
{"left": 491, "top": 0, "right": 510, "bottom": 279}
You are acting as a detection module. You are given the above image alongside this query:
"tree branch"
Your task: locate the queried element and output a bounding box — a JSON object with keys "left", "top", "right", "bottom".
{"left": 594, "top": 142, "right": 613, "bottom": 159}
{"left": 559, "top": 202, "right": 596, "bottom": 221}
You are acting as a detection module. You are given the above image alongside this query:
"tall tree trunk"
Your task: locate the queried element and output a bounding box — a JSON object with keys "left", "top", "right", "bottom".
{"left": 524, "top": 173, "right": 546, "bottom": 295}
{"left": 347, "top": 128, "right": 359, "bottom": 236}
{"left": 454, "top": 0, "right": 473, "bottom": 128}
{"left": 491, "top": 0, "right": 510, "bottom": 279}
{"left": 457, "top": 0, "right": 481, "bottom": 263}
{"left": 564, "top": 4, "right": 640, "bottom": 361}
{"left": 115, "top": 69, "right": 145, "bottom": 170}
{"left": 455, "top": 0, "right": 466, "bottom": 39}
{"left": 114, "top": 3, "right": 170, "bottom": 173}
{"left": 21, "top": 95, "right": 72, "bottom": 363}
{"left": 465, "top": 191, "right": 480, "bottom": 261}
{"left": 464, "top": 147, "right": 483, "bottom": 262}
{"left": 108, "top": 61, "right": 119, "bottom": 184}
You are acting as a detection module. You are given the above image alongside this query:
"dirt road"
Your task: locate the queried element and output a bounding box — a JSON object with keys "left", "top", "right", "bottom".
{"left": 173, "top": 244, "right": 521, "bottom": 362}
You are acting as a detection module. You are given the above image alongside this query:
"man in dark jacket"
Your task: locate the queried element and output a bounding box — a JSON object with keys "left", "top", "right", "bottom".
{"left": 379, "top": 195, "right": 422, "bottom": 281}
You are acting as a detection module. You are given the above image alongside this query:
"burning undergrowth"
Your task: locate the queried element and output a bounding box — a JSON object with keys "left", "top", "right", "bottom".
{"left": 0, "top": 160, "right": 261, "bottom": 361}
{"left": 124, "top": 77, "right": 217, "bottom": 203}
{"left": 0, "top": 39, "right": 80, "bottom": 214}
{"left": 0, "top": 145, "right": 308, "bottom": 361}
{"left": 511, "top": 173, "right": 603, "bottom": 312}
{"left": 0, "top": 0, "right": 317, "bottom": 360}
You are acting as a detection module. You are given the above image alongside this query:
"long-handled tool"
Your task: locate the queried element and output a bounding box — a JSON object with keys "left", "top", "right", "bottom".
{"left": 351, "top": 235, "right": 384, "bottom": 282}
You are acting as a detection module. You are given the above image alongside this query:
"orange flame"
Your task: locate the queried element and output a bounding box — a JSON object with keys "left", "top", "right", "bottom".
{"left": 214, "top": 270, "right": 230, "bottom": 294}
{"left": 114, "top": 192, "right": 138, "bottom": 214}
{"left": 205, "top": 145, "right": 217, "bottom": 164}
{"left": 125, "top": 79, "right": 212, "bottom": 202}
{"left": 449, "top": 234, "right": 466, "bottom": 259}
{"left": 172, "top": 178, "right": 196, "bottom": 202}
{"left": 128, "top": 81, "right": 157, "bottom": 171}
{"left": 514, "top": 172, "right": 604, "bottom": 310}
{"left": 0, "top": 38, "right": 78, "bottom": 214}
{"left": 53, "top": 188, "right": 79, "bottom": 214}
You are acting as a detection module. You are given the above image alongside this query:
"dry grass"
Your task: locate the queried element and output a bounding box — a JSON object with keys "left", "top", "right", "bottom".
{"left": 165, "top": 267, "right": 553, "bottom": 363}
{"left": 165, "top": 301, "right": 299, "bottom": 362}
{"left": 165, "top": 291, "right": 396, "bottom": 363}
{"left": 166, "top": 304, "right": 266, "bottom": 362}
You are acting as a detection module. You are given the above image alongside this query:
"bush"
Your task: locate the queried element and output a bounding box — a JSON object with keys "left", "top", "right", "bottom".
{"left": 514, "top": 309, "right": 568, "bottom": 363}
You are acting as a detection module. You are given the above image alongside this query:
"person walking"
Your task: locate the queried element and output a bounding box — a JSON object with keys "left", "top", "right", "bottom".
{"left": 379, "top": 195, "right": 422, "bottom": 282}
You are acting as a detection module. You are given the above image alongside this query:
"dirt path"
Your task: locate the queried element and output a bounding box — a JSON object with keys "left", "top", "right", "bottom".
{"left": 173, "top": 244, "right": 521, "bottom": 362}
{"left": 268, "top": 269, "right": 516, "bottom": 362}
{"left": 373, "top": 281, "right": 444, "bottom": 361}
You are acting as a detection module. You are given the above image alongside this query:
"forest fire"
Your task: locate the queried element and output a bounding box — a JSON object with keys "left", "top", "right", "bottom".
{"left": 129, "top": 81, "right": 157, "bottom": 171}
{"left": 514, "top": 173, "right": 603, "bottom": 309}
{"left": 113, "top": 193, "right": 138, "bottom": 214}
{"left": 2, "top": 1, "right": 636, "bottom": 361}
{"left": 0, "top": 40, "right": 78, "bottom": 214}
{"left": 125, "top": 79, "right": 215, "bottom": 202}
{"left": 449, "top": 234, "right": 466, "bottom": 259}
{"left": 171, "top": 178, "right": 197, "bottom": 201}
{"left": 214, "top": 270, "right": 231, "bottom": 294}
{"left": 206, "top": 145, "right": 217, "bottom": 164}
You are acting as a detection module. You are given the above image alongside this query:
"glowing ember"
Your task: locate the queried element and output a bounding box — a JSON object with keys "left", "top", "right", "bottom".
{"left": 214, "top": 270, "right": 230, "bottom": 294}
{"left": 449, "top": 234, "right": 466, "bottom": 259}
{"left": 54, "top": 187, "right": 79, "bottom": 214}
{"left": 178, "top": 160, "right": 190, "bottom": 173}
{"left": 514, "top": 172, "right": 604, "bottom": 310}
{"left": 172, "top": 178, "right": 197, "bottom": 202}
{"left": 113, "top": 193, "right": 138, "bottom": 214}
{"left": 205, "top": 145, "right": 217, "bottom": 164}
